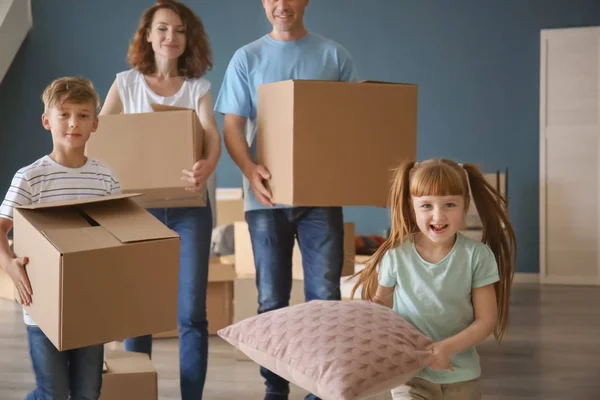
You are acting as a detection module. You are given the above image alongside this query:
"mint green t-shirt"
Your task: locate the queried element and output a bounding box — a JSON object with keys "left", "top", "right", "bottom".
{"left": 378, "top": 233, "right": 499, "bottom": 384}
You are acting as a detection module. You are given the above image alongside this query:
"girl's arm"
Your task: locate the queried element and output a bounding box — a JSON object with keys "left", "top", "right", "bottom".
{"left": 428, "top": 284, "right": 497, "bottom": 370}
{"left": 373, "top": 284, "right": 394, "bottom": 308}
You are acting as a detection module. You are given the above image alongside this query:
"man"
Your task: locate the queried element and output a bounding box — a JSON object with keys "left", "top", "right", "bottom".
{"left": 214, "top": 1, "right": 359, "bottom": 399}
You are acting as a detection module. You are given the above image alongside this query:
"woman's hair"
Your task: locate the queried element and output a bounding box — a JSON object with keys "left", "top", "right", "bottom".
{"left": 127, "top": 0, "right": 213, "bottom": 78}
{"left": 351, "top": 159, "right": 516, "bottom": 341}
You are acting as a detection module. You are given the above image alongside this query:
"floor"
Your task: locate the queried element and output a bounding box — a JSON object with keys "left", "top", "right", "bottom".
{"left": 0, "top": 283, "right": 599, "bottom": 399}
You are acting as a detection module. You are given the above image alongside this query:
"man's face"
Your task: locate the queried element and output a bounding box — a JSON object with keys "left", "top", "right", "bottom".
{"left": 262, "top": 0, "right": 309, "bottom": 34}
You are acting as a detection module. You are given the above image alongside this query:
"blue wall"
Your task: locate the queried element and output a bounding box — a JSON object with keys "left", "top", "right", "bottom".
{"left": 1, "top": 0, "right": 599, "bottom": 273}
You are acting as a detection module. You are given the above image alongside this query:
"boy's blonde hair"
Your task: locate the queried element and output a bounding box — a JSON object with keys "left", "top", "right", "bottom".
{"left": 41, "top": 76, "right": 101, "bottom": 114}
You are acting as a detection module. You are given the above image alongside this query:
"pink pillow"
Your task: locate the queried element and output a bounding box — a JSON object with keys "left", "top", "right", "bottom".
{"left": 218, "top": 300, "right": 432, "bottom": 400}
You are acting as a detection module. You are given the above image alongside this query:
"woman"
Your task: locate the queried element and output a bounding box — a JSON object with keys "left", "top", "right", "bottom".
{"left": 100, "top": 1, "right": 220, "bottom": 398}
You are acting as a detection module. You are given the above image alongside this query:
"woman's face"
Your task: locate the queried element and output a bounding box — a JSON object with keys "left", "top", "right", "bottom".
{"left": 146, "top": 8, "right": 187, "bottom": 60}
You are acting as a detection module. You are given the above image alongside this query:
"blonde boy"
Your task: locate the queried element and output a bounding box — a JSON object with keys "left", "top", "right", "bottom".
{"left": 0, "top": 77, "right": 120, "bottom": 399}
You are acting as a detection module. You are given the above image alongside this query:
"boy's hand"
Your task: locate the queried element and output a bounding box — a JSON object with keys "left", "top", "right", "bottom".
{"left": 426, "top": 342, "right": 454, "bottom": 371}
{"left": 6, "top": 256, "right": 32, "bottom": 306}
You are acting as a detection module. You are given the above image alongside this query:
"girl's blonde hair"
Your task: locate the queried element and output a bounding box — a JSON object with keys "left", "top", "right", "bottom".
{"left": 351, "top": 159, "right": 516, "bottom": 341}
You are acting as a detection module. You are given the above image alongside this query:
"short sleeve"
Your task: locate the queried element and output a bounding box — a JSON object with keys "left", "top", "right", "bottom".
{"left": 377, "top": 251, "right": 397, "bottom": 288}
{"left": 472, "top": 244, "right": 500, "bottom": 288}
{"left": 109, "top": 172, "right": 121, "bottom": 195}
{"left": 0, "top": 171, "right": 33, "bottom": 221}
{"left": 337, "top": 46, "right": 360, "bottom": 83}
{"left": 214, "top": 49, "right": 252, "bottom": 118}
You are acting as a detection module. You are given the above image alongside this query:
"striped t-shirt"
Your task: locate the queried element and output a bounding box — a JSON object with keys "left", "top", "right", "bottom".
{"left": 0, "top": 155, "right": 120, "bottom": 326}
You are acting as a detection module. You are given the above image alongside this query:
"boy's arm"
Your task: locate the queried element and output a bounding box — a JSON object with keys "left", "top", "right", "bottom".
{"left": 0, "top": 218, "right": 31, "bottom": 306}
{"left": 99, "top": 79, "right": 123, "bottom": 115}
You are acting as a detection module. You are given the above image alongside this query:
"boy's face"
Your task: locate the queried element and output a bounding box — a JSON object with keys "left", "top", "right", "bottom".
{"left": 42, "top": 101, "right": 98, "bottom": 151}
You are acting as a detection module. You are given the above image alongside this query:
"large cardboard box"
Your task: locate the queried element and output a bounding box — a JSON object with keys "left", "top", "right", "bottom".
{"left": 87, "top": 105, "right": 206, "bottom": 208}
{"left": 257, "top": 80, "right": 417, "bottom": 207}
{"left": 13, "top": 194, "right": 180, "bottom": 351}
{"left": 233, "top": 221, "right": 356, "bottom": 280}
{"left": 100, "top": 349, "right": 157, "bottom": 400}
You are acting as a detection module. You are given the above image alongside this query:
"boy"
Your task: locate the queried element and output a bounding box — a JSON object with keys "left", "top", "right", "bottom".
{"left": 0, "top": 76, "right": 120, "bottom": 399}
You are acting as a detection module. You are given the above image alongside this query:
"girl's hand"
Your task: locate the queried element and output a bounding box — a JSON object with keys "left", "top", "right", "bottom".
{"left": 426, "top": 342, "right": 454, "bottom": 371}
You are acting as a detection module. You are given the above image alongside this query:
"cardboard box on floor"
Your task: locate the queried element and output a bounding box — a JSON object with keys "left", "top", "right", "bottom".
{"left": 153, "top": 256, "right": 235, "bottom": 339}
{"left": 13, "top": 194, "right": 180, "bottom": 351}
{"left": 256, "top": 80, "right": 418, "bottom": 207}
{"left": 86, "top": 104, "right": 206, "bottom": 208}
{"left": 215, "top": 188, "right": 245, "bottom": 226}
{"left": 100, "top": 349, "right": 157, "bottom": 400}
{"left": 233, "top": 221, "right": 356, "bottom": 280}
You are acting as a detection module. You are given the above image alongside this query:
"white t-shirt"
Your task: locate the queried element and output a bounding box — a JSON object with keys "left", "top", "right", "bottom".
{"left": 0, "top": 155, "right": 120, "bottom": 326}
{"left": 116, "top": 69, "right": 217, "bottom": 227}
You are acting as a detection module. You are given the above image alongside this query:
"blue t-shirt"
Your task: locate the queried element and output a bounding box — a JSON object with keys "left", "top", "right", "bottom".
{"left": 214, "top": 32, "right": 359, "bottom": 211}
{"left": 379, "top": 233, "right": 500, "bottom": 384}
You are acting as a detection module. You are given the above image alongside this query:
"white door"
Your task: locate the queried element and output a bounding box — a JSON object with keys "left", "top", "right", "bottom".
{"left": 540, "top": 26, "right": 600, "bottom": 285}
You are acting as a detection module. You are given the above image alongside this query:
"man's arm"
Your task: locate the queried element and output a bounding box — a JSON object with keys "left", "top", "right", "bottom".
{"left": 223, "top": 114, "right": 273, "bottom": 206}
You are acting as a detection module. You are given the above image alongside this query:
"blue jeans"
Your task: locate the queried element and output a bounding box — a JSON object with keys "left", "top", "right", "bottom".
{"left": 245, "top": 207, "right": 344, "bottom": 400}
{"left": 26, "top": 326, "right": 103, "bottom": 400}
{"left": 123, "top": 205, "right": 212, "bottom": 400}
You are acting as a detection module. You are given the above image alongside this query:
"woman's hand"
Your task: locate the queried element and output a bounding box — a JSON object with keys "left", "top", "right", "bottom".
{"left": 181, "top": 159, "right": 216, "bottom": 192}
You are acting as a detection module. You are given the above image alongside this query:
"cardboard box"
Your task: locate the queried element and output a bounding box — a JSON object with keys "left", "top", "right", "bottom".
{"left": 233, "top": 221, "right": 356, "bottom": 280}
{"left": 153, "top": 257, "right": 235, "bottom": 339}
{"left": 215, "top": 188, "right": 245, "bottom": 226}
{"left": 257, "top": 80, "right": 417, "bottom": 207}
{"left": 87, "top": 104, "right": 206, "bottom": 208}
{"left": 100, "top": 349, "right": 157, "bottom": 400}
{"left": 13, "top": 194, "right": 180, "bottom": 351}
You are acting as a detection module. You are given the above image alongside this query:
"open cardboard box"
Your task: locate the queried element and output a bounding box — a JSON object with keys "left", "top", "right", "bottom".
{"left": 87, "top": 104, "right": 206, "bottom": 208}
{"left": 12, "top": 193, "right": 180, "bottom": 351}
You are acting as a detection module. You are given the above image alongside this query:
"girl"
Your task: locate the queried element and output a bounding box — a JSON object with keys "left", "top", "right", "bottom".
{"left": 100, "top": 1, "right": 221, "bottom": 398}
{"left": 352, "top": 158, "right": 516, "bottom": 400}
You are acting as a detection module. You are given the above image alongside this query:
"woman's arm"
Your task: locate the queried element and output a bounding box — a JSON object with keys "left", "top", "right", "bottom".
{"left": 99, "top": 79, "right": 123, "bottom": 115}
{"left": 181, "top": 91, "right": 221, "bottom": 191}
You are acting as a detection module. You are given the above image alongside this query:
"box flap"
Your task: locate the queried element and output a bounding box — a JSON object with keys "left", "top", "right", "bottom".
{"left": 208, "top": 261, "right": 236, "bottom": 282}
{"left": 104, "top": 349, "right": 155, "bottom": 375}
{"left": 359, "top": 80, "right": 415, "bottom": 85}
{"left": 16, "top": 193, "right": 141, "bottom": 210}
{"left": 150, "top": 103, "right": 193, "bottom": 113}
{"left": 42, "top": 226, "right": 123, "bottom": 253}
{"left": 80, "top": 199, "right": 179, "bottom": 243}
